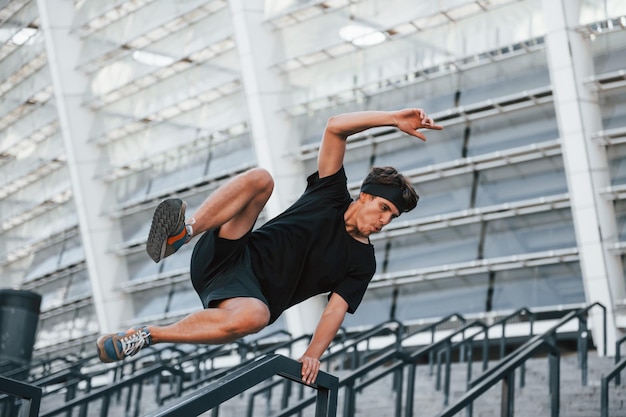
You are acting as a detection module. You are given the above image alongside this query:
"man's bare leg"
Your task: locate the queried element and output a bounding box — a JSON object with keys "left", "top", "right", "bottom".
{"left": 147, "top": 168, "right": 274, "bottom": 262}
{"left": 188, "top": 168, "right": 274, "bottom": 240}
{"left": 149, "top": 298, "right": 270, "bottom": 344}
{"left": 96, "top": 298, "right": 270, "bottom": 362}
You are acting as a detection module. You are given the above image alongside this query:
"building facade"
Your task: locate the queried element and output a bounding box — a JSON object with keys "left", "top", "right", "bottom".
{"left": 0, "top": 0, "right": 625, "bottom": 357}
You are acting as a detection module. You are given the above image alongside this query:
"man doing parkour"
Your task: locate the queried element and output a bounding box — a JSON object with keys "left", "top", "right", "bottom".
{"left": 96, "top": 108, "right": 443, "bottom": 384}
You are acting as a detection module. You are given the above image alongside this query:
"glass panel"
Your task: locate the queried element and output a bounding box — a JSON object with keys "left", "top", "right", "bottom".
{"left": 160, "top": 242, "right": 193, "bottom": 274}
{"left": 342, "top": 286, "right": 394, "bottom": 328}
{"left": 206, "top": 136, "right": 255, "bottom": 177}
{"left": 491, "top": 262, "right": 585, "bottom": 309}
{"left": 59, "top": 235, "right": 85, "bottom": 268}
{"left": 458, "top": 68, "right": 550, "bottom": 106}
{"left": 483, "top": 208, "right": 576, "bottom": 258}
{"left": 36, "top": 311, "right": 75, "bottom": 349}
{"left": 149, "top": 153, "right": 209, "bottom": 196}
{"left": 127, "top": 251, "right": 161, "bottom": 282}
{"left": 386, "top": 223, "right": 482, "bottom": 272}
{"left": 66, "top": 269, "right": 92, "bottom": 302}
{"left": 600, "top": 88, "right": 626, "bottom": 131}
{"left": 608, "top": 142, "right": 626, "bottom": 186}
{"left": 38, "top": 277, "right": 70, "bottom": 311}
{"left": 616, "top": 200, "right": 626, "bottom": 241}
{"left": 594, "top": 45, "right": 626, "bottom": 74}
{"left": 113, "top": 170, "right": 153, "bottom": 205}
{"left": 407, "top": 173, "right": 474, "bottom": 219}
{"left": 168, "top": 283, "right": 201, "bottom": 315}
{"left": 72, "top": 304, "right": 98, "bottom": 340}
{"left": 475, "top": 156, "right": 567, "bottom": 206}
{"left": 394, "top": 273, "right": 489, "bottom": 322}
{"left": 133, "top": 286, "right": 170, "bottom": 320}
{"left": 468, "top": 105, "right": 558, "bottom": 156}
{"left": 24, "top": 244, "right": 62, "bottom": 281}
{"left": 343, "top": 145, "right": 374, "bottom": 185}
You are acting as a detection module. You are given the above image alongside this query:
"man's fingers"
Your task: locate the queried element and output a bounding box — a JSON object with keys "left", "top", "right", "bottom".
{"left": 413, "top": 131, "right": 427, "bottom": 142}
{"left": 300, "top": 358, "right": 320, "bottom": 385}
{"left": 424, "top": 123, "right": 444, "bottom": 130}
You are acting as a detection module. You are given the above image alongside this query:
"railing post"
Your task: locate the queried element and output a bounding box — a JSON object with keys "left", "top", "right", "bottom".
{"left": 465, "top": 341, "right": 473, "bottom": 388}
{"left": 405, "top": 363, "right": 416, "bottom": 417}
{"left": 315, "top": 387, "right": 330, "bottom": 417}
{"left": 500, "top": 322, "right": 506, "bottom": 359}
{"left": 549, "top": 348, "right": 560, "bottom": 417}
{"left": 615, "top": 334, "right": 625, "bottom": 385}
{"left": 443, "top": 343, "right": 451, "bottom": 406}
{"left": 577, "top": 316, "right": 588, "bottom": 386}
{"left": 501, "top": 370, "right": 515, "bottom": 417}
{"left": 394, "top": 366, "right": 404, "bottom": 417}
{"left": 343, "top": 381, "right": 355, "bottom": 417}
{"left": 465, "top": 343, "right": 474, "bottom": 417}
{"left": 482, "top": 335, "right": 489, "bottom": 372}
{"left": 436, "top": 349, "right": 443, "bottom": 391}
{"left": 601, "top": 376, "right": 609, "bottom": 417}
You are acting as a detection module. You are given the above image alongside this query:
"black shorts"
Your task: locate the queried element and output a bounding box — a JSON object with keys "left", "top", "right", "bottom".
{"left": 190, "top": 228, "right": 269, "bottom": 310}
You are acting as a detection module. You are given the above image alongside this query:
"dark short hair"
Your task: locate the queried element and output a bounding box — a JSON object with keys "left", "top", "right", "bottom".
{"left": 361, "top": 166, "right": 419, "bottom": 213}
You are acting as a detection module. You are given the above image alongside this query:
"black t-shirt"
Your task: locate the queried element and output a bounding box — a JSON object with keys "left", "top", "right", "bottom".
{"left": 248, "top": 167, "right": 376, "bottom": 323}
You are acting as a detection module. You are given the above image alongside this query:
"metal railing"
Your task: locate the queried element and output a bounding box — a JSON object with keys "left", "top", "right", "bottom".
{"left": 271, "top": 319, "right": 484, "bottom": 417}
{"left": 144, "top": 354, "right": 339, "bottom": 417}
{"left": 432, "top": 307, "right": 537, "bottom": 408}
{"left": 435, "top": 337, "right": 561, "bottom": 417}
{"left": 0, "top": 375, "right": 42, "bottom": 417}
{"left": 39, "top": 362, "right": 186, "bottom": 417}
{"left": 23, "top": 303, "right": 608, "bottom": 417}
{"left": 246, "top": 319, "right": 405, "bottom": 417}
{"left": 37, "top": 331, "right": 300, "bottom": 417}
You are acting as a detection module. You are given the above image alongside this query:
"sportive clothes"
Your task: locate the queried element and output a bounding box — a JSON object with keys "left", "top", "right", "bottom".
{"left": 249, "top": 167, "right": 375, "bottom": 322}
{"left": 190, "top": 167, "right": 376, "bottom": 324}
{"left": 190, "top": 227, "right": 269, "bottom": 311}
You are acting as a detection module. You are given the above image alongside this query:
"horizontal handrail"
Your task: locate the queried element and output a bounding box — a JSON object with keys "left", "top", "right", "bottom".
{"left": 144, "top": 354, "right": 338, "bottom": 417}
{"left": 0, "top": 375, "right": 42, "bottom": 417}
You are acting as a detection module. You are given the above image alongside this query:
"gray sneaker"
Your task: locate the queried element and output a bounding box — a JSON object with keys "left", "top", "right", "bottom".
{"left": 146, "top": 198, "right": 189, "bottom": 263}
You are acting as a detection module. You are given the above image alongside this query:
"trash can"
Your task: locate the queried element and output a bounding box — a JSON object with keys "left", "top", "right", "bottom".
{"left": 0, "top": 289, "right": 42, "bottom": 375}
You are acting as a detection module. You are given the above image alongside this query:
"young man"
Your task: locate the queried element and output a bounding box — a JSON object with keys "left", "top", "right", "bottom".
{"left": 97, "top": 108, "right": 442, "bottom": 384}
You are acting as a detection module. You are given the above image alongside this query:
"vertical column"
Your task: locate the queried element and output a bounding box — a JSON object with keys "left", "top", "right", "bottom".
{"left": 37, "top": 0, "right": 131, "bottom": 333}
{"left": 228, "top": 0, "right": 326, "bottom": 337}
{"left": 542, "top": 0, "right": 624, "bottom": 356}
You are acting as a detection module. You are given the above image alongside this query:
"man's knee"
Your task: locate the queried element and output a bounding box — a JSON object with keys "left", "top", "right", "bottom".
{"left": 245, "top": 168, "right": 274, "bottom": 195}
{"left": 224, "top": 299, "right": 270, "bottom": 337}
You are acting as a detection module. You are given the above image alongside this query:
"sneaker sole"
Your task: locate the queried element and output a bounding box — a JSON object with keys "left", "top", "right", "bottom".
{"left": 146, "top": 199, "right": 186, "bottom": 263}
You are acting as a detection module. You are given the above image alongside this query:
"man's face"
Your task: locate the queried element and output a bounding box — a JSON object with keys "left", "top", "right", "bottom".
{"left": 357, "top": 194, "right": 400, "bottom": 236}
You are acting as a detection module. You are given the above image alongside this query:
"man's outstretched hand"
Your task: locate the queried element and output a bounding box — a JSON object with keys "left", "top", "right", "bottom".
{"left": 298, "top": 354, "right": 321, "bottom": 385}
{"left": 394, "top": 108, "right": 444, "bottom": 141}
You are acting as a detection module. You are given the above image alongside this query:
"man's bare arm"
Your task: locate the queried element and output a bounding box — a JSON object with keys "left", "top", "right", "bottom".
{"left": 298, "top": 293, "right": 349, "bottom": 384}
{"left": 317, "top": 108, "right": 443, "bottom": 178}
